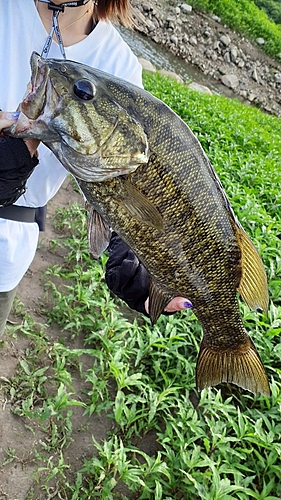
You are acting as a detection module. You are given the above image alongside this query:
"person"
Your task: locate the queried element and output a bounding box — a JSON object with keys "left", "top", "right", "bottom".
{"left": 0, "top": 0, "right": 191, "bottom": 339}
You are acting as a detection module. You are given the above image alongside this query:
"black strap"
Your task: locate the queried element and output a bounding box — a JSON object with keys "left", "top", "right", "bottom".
{"left": 39, "top": 0, "right": 92, "bottom": 59}
{"left": 41, "top": 10, "right": 66, "bottom": 59}
{"left": 0, "top": 205, "right": 36, "bottom": 223}
{"left": 38, "top": 0, "right": 91, "bottom": 13}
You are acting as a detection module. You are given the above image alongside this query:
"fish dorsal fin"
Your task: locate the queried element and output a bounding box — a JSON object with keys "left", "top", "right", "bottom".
{"left": 196, "top": 335, "right": 270, "bottom": 396}
{"left": 235, "top": 226, "right": 269, "bottom": 313}
{"left": 121, "top": 180, "right": 164, "bottom": 232}
{"left": 87, "top": 207, "right": 111, "bottom": 259}
{"left": 149, "top": 280, "right": 173, "bottom": 324}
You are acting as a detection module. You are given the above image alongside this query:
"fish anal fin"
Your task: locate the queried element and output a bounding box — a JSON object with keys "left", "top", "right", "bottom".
{"left": 87, "top": 207, "right": 111, "bottom": 259}
{"left": 236, "top": 226, "right": 269, "bottom": 313}
{"left": 149, "top": 280, "right": 173, "bottom": 325}
{"left": 196, "top": 337, "right": 270, "bottom": 396}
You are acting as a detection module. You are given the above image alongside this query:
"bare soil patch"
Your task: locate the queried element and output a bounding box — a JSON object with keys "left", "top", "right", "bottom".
{"left": 0, "top": 179, "right": 116, "bottom": 500}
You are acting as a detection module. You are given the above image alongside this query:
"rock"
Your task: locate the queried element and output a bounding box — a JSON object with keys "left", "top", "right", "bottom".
{"left": 230, "top": 46, "right": 238, "bottom": 63}
{"left": 151, "top": 34, "right": 161, "bottom": 43}
{"left": 204, "top": 29, "right": 212, "bottom": 38}
{"left": 180, "top": 3, "right": 192, "bottom": 13}
{"left": 143, "top": 4, "right": 153, "bottom": 12}
{"left": 221, "top": 73, "right": 239, "bottom": 89}
{"left": 146, "top": 19, "right": 156, "bottom": 31}
{"left": 131, "top": 0, "right": 281, "bottom": 117}
{"left": 189, "top": 36, "right": 197, "bottom": 46}
{"left": 166, "top": 17, "right": 176, "bottom": 29}
{"left": 256, "top": 37, "right": 265, "bottom": 45}
{"left": 239, "top": 80, "right": 248, "bottom": 91}
{"left": 159, "top": 69, "right": 184, "bottom": 82}
{"left": 251, "top": 68, "right": 258, "bottom": 82}
{"left": 220, "top": 34, "right": 231, "bottom": 46}
{"left": 247, "top": 92, "right": 257, "bottom": 102}
{"left": 170, "top": 34, "right": 178, "bottom": 45}
{"left": 138, "top": 57, "right": 156, "bottom": 73}
{"left": 205, "top": 48, "right": 213, "bottom": 59}
{"left": 188, "top": 82, "right": 212, "bottom": 95}
{"left": 223, "top": 52, "right": 231, "bottom": 63}
{"left": 211, "top": 14, "right": 221, "bottom": 23}
{"left": 218, "top": 65, "right": 229, "bottom": 75}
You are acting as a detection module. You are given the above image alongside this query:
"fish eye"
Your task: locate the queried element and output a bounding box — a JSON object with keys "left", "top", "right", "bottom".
{"left": 73, "top": 79, "right": 95, "bottom": 101}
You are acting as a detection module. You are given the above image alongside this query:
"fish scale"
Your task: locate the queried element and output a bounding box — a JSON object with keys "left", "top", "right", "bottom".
{"left": 8, "top": 52, "right": 270, "bottom": 396}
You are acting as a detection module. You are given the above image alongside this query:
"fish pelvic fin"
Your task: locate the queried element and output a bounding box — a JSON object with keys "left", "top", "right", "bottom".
{"left": 196, "top": 336, "right": 270, "bottom": 396}
{"left": 87, "top": 207, "right": 111, "bottom": 259}
{"left": 236, "top": 226, "right": 269, "bottom": 313}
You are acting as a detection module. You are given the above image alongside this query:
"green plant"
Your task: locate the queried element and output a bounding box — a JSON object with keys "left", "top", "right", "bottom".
{"left": 188, "top": 0, "right": 281, "bottom": 59}
{"left": 2, "top": 71, "right": 281, "bottom": 499}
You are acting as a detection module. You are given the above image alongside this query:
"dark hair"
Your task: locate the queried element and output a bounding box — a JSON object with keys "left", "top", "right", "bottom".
{"left": 96, "top": 0, "right": 133, "bottom": 27}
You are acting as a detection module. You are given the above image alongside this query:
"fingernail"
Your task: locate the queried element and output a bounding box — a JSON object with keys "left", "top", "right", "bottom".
{"left": 183, "top": 300, "right": 193, "bottom": 309}
{"left": 7, "top": 112, "right": 20, "bottom": 120}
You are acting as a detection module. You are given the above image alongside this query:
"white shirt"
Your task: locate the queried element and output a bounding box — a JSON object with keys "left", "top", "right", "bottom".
{"left": 0, "top": 0, "right": 142, "bottom": 291}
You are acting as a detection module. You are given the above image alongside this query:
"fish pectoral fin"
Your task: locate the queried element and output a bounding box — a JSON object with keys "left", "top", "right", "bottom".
{"left": 236, "top": 226, "right": 269, "bottom": 313}
{"left": 149, "top": 280, "right": 173, "bottom": 325}
{"left": 196, "top": 336, "right": 270, "bottom": 396}
{"left": 121, "top": 181, "right": 164, "bottom": 232}
{"left": 87, "top": 207, "right": 111, "bottom": 259}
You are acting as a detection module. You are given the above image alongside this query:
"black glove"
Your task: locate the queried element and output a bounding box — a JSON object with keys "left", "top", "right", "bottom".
{"left": 105, "top": 232, "right": 149, "bottom": 316}
{"left": 0, "top": 135, "right": 39, "bottom": 206}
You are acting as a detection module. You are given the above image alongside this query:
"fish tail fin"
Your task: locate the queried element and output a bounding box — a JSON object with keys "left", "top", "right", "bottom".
{"left": 235, "top": 226, "right": 269, "bottom": 313}
{"left": 196, "top": 335, "right": 270, "bottom": 396}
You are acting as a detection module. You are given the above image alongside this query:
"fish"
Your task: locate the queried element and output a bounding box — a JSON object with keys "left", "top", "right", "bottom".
{"left": 8, "top": 52, "right": 270, "bottom": 396}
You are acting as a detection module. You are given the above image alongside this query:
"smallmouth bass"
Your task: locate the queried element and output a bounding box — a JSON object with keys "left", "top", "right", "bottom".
{"left": 9, "top": 52, "right": 270, "bottom": 396}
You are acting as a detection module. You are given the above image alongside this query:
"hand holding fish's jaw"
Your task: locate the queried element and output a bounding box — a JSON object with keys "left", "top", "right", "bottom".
{"left": 5, "top": 111, "right": 58, "bottom": 142}
{"left": 0, "top": 111, "right": 21, "bottom": 129}
{"left": 1, "top": 111, "right": 39, "bottom": 157}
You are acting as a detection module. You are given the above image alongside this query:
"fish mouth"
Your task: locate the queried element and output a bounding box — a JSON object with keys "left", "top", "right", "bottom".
{"left": 20, "top": 52, "right": 50, "bottom": 120}
{"left": 5, "top": 53, "right": 60, "bottom": 140}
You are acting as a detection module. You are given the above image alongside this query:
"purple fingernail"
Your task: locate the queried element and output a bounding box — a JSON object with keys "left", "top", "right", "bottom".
{"left": 184, "top": 301, "right": 193, "bottom": 309}
{"left": 7, "top": 112, "right": 20, "bottom": 120}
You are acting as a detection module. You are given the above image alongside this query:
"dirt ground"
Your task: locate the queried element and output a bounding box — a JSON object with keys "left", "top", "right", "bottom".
{"left": 0, "top": 179, "right": 116, "bottom": 500}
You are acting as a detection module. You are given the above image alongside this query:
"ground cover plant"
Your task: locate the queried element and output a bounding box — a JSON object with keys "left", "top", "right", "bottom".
{"left": 187, "top": 0, "right": 281, "bottom": 59}
{"left": 254, "top": 0, "right": 281, "bottom": 25}
{"left": 1, "top": 72, "right": 281, "bottom": 499}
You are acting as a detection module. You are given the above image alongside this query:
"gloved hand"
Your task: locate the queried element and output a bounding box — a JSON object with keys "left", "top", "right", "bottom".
{"left": 105, "top": 232, "right": 192, "bottom": 317}
{"left": 0, "top": 112, "right": 39, "bottom": 207}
